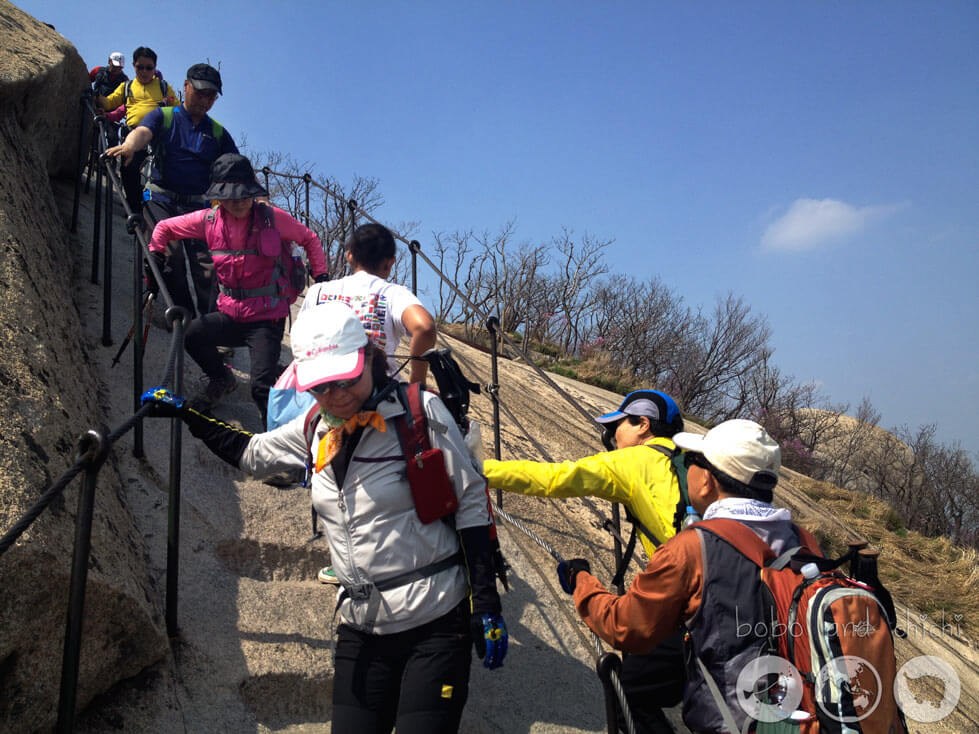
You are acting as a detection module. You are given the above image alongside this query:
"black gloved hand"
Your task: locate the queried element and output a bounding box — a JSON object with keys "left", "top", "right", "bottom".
{"left": 557, "top": 559, "right": 591, "bottom": 594}
{"left": 313, "top": 272, "right": 329, "bottom": 283}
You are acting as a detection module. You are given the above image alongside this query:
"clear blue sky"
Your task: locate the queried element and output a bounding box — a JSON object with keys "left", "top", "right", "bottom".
{"left": 24, "top": 1, "right": 979, "bottom": 456}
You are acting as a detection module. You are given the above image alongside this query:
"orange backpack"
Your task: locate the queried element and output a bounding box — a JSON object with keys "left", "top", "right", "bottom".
{"left": 695, "top": 518, "right": 906, "bottom": 734}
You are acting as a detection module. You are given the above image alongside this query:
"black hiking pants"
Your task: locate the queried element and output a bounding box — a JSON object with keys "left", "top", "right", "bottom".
{"left": 618, "top": 629, "right": 685, "bottom": 734}
{"left": 184, "top": 312, "right": 284, "bottom": 425}
{"left": 332, "top": 600, "right": 472, "bottom": 734}
{"left": 119, "top": 149, "right": 147, "bottom": 214}
{"left": 144, "top": 198, "right": 215, "bottom": 319}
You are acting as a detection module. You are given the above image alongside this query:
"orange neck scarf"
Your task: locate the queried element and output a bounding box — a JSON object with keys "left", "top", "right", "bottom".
{"left": 315, "top": 411, "right": 386, "bottom": 472}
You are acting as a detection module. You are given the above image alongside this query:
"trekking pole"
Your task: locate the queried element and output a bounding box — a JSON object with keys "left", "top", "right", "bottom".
{"left": 110, "top": 292, "right": 153, "bottom": 367}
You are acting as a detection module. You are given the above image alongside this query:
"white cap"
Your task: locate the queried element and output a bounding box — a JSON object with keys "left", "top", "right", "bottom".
{"left": 109, "top": 52, "right": 124, "bottom": 67}
{"left": 673, "top": 419, "right": 780, "bottom": 492}
{"left": 290, "top": 303, "right": 367, "bottom": 391}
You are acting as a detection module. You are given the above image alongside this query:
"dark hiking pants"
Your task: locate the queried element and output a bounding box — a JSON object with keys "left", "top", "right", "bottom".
{"left": 618, "top": 629, "right": 685, "bottom": 734}
{"left": 184, "top": 312, "right": 284, "bottom": 425}
{"left": 332, "top": 600, "right": 472, "bottom": 734}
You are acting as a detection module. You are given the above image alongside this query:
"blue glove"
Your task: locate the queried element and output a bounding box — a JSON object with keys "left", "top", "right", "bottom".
{"left": 472, "top": 612, "right": 508, "bottom": 670}
{"left": 140, "top": 386, "right": 186, "bottom": 417}
{"left": 557, "top": 559, "right": 591, "bottom": 594}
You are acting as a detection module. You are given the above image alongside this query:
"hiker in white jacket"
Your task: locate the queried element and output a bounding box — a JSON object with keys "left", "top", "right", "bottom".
{"left": 142, "top": 303, "right": 507, "bottom": 733}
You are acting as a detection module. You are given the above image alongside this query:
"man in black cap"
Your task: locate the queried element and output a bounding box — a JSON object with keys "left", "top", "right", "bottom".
{"left": 106, "top": 63, "right": 239, "bottom": 319}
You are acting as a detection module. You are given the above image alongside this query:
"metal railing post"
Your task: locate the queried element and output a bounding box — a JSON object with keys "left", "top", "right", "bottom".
{"left": 101, "top": 154, "right": 113, "bottom": 346}
{"left": 165, "top": 309, "right": 188, "bottom": 637}
{"left": 130, "top": 216, "right": 146, "bottom": 458}
{"left": 56, "top": 430, "right": 109, "bottom": 734}
{"left": 71, "top": 98, "right": 89, "bottom": 234}
{"left": 486, "top": 317, "right": 503, "bottom": 507}
{"left": 303, "top": 173, "right": 311, "bottom": 227}
{"left": 347, "top": 198, "right": 358, "bottom": 232}
{"left": 409, "top": 240, "right": 420, "bottom": 296}
{"left": 261, "top": 166, "right": 270, "bottom": 195}
{"left": 90, "top": 140, "right": 103, "bottom": 285}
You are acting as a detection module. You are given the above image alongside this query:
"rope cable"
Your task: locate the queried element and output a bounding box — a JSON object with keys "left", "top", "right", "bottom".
{"left": 491, "top": 501, "right": 638, "bottom": 734}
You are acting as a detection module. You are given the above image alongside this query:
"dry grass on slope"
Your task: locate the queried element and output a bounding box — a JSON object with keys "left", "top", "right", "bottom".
{"left": 791, "top": 475, "right": 979, "bottom": 641}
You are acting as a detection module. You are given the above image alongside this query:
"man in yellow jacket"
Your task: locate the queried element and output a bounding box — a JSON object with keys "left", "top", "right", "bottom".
{"left": 483, "top": 389, "right": 686, "bottom": 734}
{"left": 97, "top": 46, "right": 176, "bottom": 211}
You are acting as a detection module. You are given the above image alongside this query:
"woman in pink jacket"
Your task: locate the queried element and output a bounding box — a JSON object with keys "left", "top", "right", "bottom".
{"left": 148, "top": 154, "right": 328, "bottom": 423}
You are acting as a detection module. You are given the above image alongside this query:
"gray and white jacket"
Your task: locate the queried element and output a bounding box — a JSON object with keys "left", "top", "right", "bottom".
{"left": 238, "top": 388, "right": 491, "bottom": 634}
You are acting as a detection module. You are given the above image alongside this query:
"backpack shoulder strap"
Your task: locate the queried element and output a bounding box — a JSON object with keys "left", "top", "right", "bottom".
{"left": 694, "top": 518, "right": 777, "bottom": 568}
{"left": 796, "top": 525, "right": 822, "bottom": 556}
{"left": 302, "top": 403, "right": 322, "bottom": 463}
{"left": 124, "top": 79, "right": 133, "bottom": 103}
{"left": 256, "top": 201, "right": 275, "bottom": 231}
{"left": 647, "top": 443, "right": 692, "bottom": 533}
{"left": 393, "top": 382, "right": 430, "bottom": 460}
{"left": 161, "top": 105, "right": 174, "bottom": 131}
{"left": 211, "top": 117, "right": 224, "bottom": 140}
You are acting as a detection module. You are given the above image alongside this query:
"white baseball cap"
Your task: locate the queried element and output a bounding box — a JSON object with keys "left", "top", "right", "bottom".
{"left": 673, "top": 419, "right": 781, "bottom": 492}
{"left": 290, "top": 303, "right": 367, "bottom": 391}
{"left": 109, "top": 52, "right": 124, "bottom": 67}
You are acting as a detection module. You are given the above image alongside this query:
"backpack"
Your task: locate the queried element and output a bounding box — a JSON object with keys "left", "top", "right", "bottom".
{"left": 206, "top": 203, "right": 307, "bottom": 305}
{"left": 691, "top": 518, "right": 906, "bottom": 734}
{"left": 610, "top": 443, "right": 690, "bottom": 587}
{"left": 146, "top": 106, "right": 225, "bottom": 190}
{"left": 93, "top": 66, "right": 127, "bottom": 97}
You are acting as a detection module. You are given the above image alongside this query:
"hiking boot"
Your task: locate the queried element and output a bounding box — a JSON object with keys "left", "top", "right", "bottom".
{"left": 263, "top": 469, "right": 304, "bottom": 488}
{"left": 318, "top": 566, "right": 339, "bottom": 585}
{"left": 192, "top": 369, "right": 237, "bottom": 410}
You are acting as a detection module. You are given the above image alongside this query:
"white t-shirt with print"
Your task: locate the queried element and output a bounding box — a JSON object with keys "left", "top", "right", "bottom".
{"left": 301, "top": 270, "right": 426, "bottom": 375}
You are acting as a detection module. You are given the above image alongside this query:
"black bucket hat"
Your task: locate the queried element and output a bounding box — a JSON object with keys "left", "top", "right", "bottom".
{"left": 205, "top": 154, "right": 269, "bottom": 201}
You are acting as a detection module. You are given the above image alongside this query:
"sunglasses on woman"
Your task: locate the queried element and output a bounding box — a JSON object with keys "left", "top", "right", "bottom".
{"left": 308, "top": 374, "right": 362, "bottom": 395}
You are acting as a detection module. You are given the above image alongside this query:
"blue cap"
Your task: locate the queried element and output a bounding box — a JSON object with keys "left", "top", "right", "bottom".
{"left": 595, "top": 389, "right": 680, "bottom": 425}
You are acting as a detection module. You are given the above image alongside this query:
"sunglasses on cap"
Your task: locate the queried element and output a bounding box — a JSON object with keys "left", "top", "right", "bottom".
{"left": 307, "top": 374, "right": 362, "bottom": 395}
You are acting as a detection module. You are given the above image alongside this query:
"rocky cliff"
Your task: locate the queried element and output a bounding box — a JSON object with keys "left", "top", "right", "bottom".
{"left": 0, "top": 2, "right": 168, "bottom": 730}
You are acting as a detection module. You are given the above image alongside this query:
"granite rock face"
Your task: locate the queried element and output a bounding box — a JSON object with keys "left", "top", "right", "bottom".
{"left": 0, "top": 2, "right": 168, "bottom": 730}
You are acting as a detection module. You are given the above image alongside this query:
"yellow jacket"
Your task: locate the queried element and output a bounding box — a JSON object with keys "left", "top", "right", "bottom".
{"left": 483, "top": 437, "right": 680, "bottom": 557}
{"left": 99, "top": 77, "right": 176, "bottom": 127}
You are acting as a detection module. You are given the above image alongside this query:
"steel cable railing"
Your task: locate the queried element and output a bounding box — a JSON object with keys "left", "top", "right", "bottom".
{"left": 491, "top": 502, "right": 638, "bottom": 734}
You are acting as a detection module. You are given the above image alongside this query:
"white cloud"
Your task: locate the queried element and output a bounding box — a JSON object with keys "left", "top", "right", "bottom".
{"left": 761, "top": 198, "right": 901, "bottom": 252}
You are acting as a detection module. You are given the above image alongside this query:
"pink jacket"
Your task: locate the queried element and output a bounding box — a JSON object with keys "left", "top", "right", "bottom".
{"left": 149, "top": 204, "right": 327, "bottom": 323}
